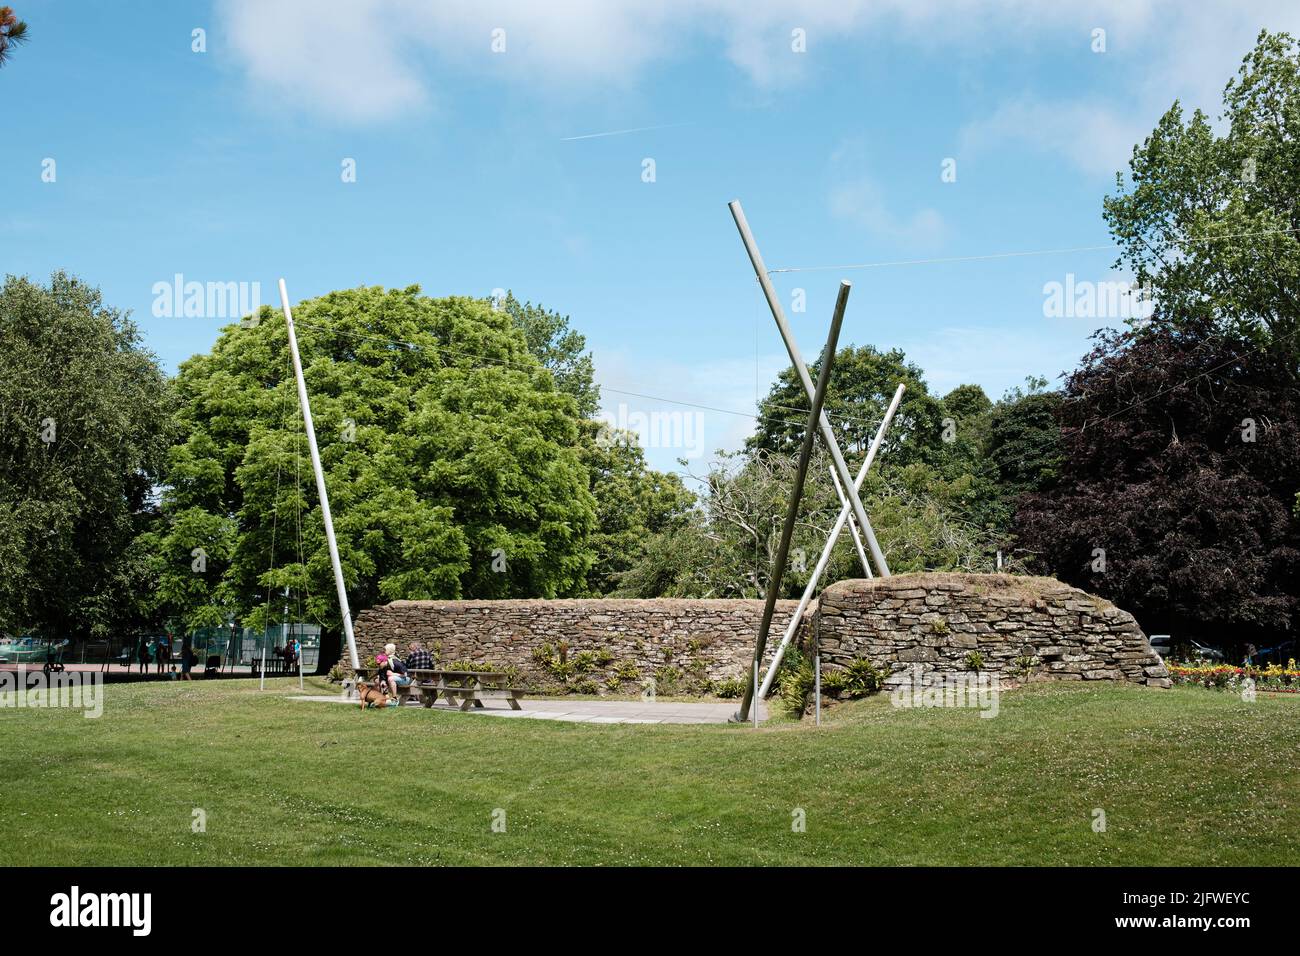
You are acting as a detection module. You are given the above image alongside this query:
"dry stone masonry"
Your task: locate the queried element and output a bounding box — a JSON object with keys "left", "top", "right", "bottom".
{"left": 817, "top": 573, "right": 1170, "bottom": 688}
{"left": 354, "top": 573, "right": 1169, "bottom": 692}
{"left": 355, "top": 597, "right": 812, "bottom": 694}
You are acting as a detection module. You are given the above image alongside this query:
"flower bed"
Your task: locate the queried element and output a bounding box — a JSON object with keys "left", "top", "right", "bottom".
{"left": 1168, "top": 660, "right": 1300, "bottom": 692}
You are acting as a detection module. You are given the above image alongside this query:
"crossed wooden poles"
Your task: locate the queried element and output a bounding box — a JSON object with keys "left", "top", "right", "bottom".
{"left": 728, "top": 200, "right": 902, "bottom": 722}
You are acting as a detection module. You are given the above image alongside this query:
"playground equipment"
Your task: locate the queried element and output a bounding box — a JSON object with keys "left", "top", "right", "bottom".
{"left": 0, "top": 636, "right": 69, "bottom": 672}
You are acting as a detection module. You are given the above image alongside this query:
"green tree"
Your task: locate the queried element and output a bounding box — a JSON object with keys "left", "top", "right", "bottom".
{"left": 1104, "top": 29, "right": 1300, "bottom": 371}
{"left": 985, "top": 377, "right": 1064, "bottom": 502}
{"left": 748, "top": 344, "right": 949, "bottom": 466}
{"left": 616, "top": 447, "right": 1007, "bottom": 599}
{"left": 0, "top": 272, "right": 174, "bottom": 640}
{"left": 580, "top": 424, "right": 694, "bottom": 594}
{"left": 497, "top": 290, "right": 696, "bottom": 593}
{"left": 143, "top": 286, "right": 598, "bottom": 640}
{"left": 498, "top": 292, "right": 600, "bottom": 418}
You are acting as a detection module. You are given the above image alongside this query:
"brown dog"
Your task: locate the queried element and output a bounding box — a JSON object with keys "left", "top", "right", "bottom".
{"left": 357, "top": 679, "right": 391, "bottom": 710}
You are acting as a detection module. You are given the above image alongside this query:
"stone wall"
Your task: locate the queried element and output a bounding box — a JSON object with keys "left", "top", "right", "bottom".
{"left": 354, "top": 598, "right": 812, "bottom": 693}
{"left": 816, "top": 573, "right": 1170, "bottom": 687}
{"left": 353, "top": 573, "right": 1169, "bottom": 693}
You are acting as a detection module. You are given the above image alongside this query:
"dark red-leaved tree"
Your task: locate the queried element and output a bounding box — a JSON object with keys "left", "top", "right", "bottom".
{"left": 1014, "top": 315, "right": 1300, "bottom": 650}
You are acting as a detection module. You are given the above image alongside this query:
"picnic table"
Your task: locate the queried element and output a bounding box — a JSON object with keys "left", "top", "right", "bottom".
{"left": 249, "top": 655, "right": 297, "bottom": 677}
{"left": 356, "top": 667, "right": 528, "bottom": 711}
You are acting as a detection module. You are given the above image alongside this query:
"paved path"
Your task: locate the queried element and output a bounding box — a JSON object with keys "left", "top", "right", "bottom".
{"left": 287, "top": 694, "right": 766, "bottom": 724}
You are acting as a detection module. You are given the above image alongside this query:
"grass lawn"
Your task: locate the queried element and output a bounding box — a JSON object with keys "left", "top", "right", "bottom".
{"left": 2, "top": 677, "right": 1296, "bottom": 866}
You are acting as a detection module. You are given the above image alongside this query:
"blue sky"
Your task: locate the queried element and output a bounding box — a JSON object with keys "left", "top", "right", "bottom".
{"left": 5, "top": 0, "right": 1297, "bottom": 476}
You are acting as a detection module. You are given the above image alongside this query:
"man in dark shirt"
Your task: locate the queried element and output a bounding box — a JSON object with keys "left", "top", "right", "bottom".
{"left": 406, "top": 642, "right": 434, "bottom": 672}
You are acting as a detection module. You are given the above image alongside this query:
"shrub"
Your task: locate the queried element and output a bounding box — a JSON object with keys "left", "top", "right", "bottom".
{"left": 842, "top": 658, "right": 887, "bottom": 697}
{"left": 614, "top": 660, "right": 641, "bottom": 681}
{"left": 773, "top": 647, "right": 815, "bottom": 716}
{"left": 1010, "top": 655, "right": 1040, "bottom": 681}
{"left": 326, "top": 663, "right": 351, "bottom": 684}
{"left": 654, "top": 665, "right": 683, "bottom": 695}
{"left": 964, "top": 651, "right": 985, "bottom": 673}
{"left": 819, "top": 667, "right": 848, "bottom": 697}
{"left": 714, "top": 678, "right": 746, "bottom": 699}
{"left": 572, "top": 678, "right": 600, "bottom": 696}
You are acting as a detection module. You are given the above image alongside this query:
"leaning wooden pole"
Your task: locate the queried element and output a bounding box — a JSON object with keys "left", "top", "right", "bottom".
{"left": 728, "top": 199, "right": 891, "bottom": 577}
{"left": 734, "top": 281, "right": 849, "bottom": 724}
{"left": 278, "top": 279, "right": 361, "bottom": 671}
{"left": 755, "top": 383, "right": 906, "bottom": 700}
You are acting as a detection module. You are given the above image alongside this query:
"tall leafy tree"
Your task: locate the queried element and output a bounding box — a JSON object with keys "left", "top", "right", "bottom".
{"left": 1014, "top": 315, "right": 1300, "bottom": 645}
{"left": 579, "top": 422, "right": 694, "bottom": 594}
{"left": 0, "top": 272, "right": 174, "bottom": 640}
{"left": 1104, "top": 29, "right": 1300, "bottom": 371}
{"left": 142, "top": 286, "right": 598, "bottom": 645}
{"left": 747, "top": 344, "right": 947, "bottom": 465}
{"left": 985, "top": 376, "right": 1064, "bottom": 502}
{"left": 498, "top": 292, "right": 599, "bottom": 418}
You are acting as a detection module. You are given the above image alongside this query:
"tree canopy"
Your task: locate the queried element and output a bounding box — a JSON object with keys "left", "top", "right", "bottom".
{"left": 0, "top": 272, "right": 173, "bottom": 639}
{"left": 1104, "top": 29, "right": 1300, "bottom": 371}
{"left": 1015, "top": 316, "right": 1299, "bottom": 644}
{"left": 141, "top": 285, "right": 599, "bottom": 635}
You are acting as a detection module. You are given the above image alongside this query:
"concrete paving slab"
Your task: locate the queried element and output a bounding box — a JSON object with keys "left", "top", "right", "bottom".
{"left": 286, "top": 694, "right": 765, "bottom": 725}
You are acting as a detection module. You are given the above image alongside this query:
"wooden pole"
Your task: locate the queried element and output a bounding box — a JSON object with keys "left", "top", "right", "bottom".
{"left": 735, "top": 282, "right": 848, "bottom": 724}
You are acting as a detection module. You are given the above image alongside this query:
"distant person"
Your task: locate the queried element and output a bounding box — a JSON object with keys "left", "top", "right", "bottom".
{"left": 155, "top": 633, "right": 172, "bottom": 674}
{"left": 137, "top": 638, "right": 151, "bottom": 674}
{"left": 379, "top": 642, "right": 410, "bottom": 700}
{"left": 179, "top": 638, "right": 195, "bottom": 681}
{"left": 406, "top": 641, "right": 433, "bottom": 673}
{"left": 1244, "top": 643, "right": 1258, "bottom": 667}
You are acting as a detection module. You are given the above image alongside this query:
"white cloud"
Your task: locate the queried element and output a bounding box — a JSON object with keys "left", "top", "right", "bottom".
{"left": 828, "top": 139, "right": 948, "bottom": 246}
{"left": 215, "top": 0, "right": 1216, "bottom": 122}
{"left": 959, "top": 98, "right": 1146, "bottom": 179}
{"left": 957, "top": 2, "right": 1300, "bottom": 177}
{"left": 895, "top": 325, "right": 1080, "bottom": 398}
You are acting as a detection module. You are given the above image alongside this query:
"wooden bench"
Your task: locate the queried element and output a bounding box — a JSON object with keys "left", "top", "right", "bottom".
{"left": 351, "top": 667, "right": 529, "bottom": 711}
{"left": 410, "top": 669, "right": 529, "bottom": 711}
{"left": 249, "top": 655, "right": 297, "bottom": 677}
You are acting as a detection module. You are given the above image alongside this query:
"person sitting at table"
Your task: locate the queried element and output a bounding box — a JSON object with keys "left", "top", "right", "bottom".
{"left": 406, "top": 641, "right": 433, "bottom": 673}
{"left": 378, "top": 643, "right": 411, "bottom": 700}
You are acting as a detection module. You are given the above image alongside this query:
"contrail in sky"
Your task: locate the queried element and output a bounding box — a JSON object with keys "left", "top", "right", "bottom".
{"left": 560, "top": 122, "right": 690, "bottom": 141}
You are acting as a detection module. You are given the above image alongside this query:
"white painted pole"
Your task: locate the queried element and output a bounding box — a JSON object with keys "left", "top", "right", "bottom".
{"left": 830, "top": 465, "right": 871, "bottom": 577}
{"left": 753, "top": 658, "right": 759, "bottom": 728}
{"left": 260, "top": 644, "right": 266, "bottom": 692}
{"left": 278, "top": 279, "right": 362, "bottom": 671}
{"left": 756, "top": 384, "right": 905, "bottom": 699}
